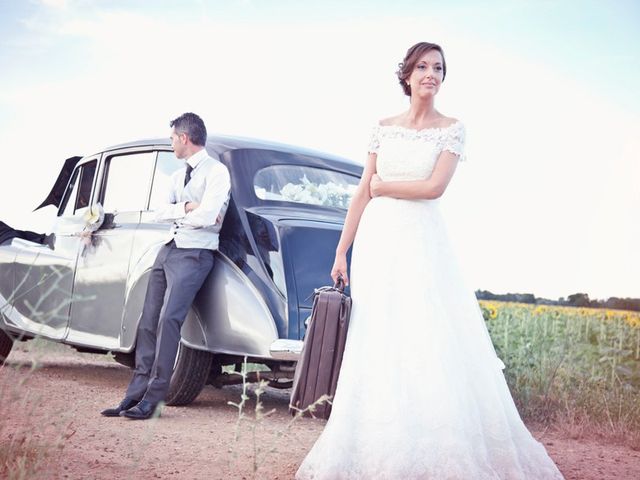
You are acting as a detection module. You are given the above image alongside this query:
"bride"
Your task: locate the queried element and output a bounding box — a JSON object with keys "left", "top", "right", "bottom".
{"left": 296, "top": 42, "right": 564, "bottom": 479}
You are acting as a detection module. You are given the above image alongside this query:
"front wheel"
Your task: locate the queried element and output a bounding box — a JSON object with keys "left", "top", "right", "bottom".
{"left": 0, "top": 329, "right": 14, "bottom": 365}
{"left": 165, "top": 343, "right": 214, "bottom": 406}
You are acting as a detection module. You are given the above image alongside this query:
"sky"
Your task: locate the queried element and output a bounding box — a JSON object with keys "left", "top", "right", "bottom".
{"left": 0, "top": 0, "right": 638, "bottom": 300}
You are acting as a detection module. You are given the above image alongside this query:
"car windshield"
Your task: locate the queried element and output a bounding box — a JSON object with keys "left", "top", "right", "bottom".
{"left": 254, "top": 165, "right": 358, "bottom": 210}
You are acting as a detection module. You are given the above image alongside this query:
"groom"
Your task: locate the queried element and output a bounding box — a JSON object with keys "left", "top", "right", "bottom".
{"left": 101, "top": 112, "right": 230, "bottom": 420}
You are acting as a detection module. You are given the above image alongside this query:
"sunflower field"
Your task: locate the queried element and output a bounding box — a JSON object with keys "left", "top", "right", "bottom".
{"left": 479, "top": 301, "right": 640, "bottom": 434}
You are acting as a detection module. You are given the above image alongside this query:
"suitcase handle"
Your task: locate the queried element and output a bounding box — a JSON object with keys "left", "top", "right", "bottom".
{"left": 308, "top": 275, "right": 347, "bottom": 301}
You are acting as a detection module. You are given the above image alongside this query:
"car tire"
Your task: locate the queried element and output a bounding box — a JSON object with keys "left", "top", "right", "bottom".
{"left": 0, "top": 329, "right": 13, "bottom": 365}
{"left": 165, "top": 343, "right": 214, "bottom": 406}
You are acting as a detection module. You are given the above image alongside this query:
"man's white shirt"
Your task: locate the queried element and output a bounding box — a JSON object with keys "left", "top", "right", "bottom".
{"left": 153, "top": 148, "right": 231, "bottom": 250}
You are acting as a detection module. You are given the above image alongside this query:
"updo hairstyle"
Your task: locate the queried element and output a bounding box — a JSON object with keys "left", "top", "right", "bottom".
{"left": 396, "top": 42, "right": 447, "bottom": 96}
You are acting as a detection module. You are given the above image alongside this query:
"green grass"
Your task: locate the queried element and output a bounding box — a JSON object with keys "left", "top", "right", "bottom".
{"left": 481, "top": 301, "right": 640, "bottom": 442}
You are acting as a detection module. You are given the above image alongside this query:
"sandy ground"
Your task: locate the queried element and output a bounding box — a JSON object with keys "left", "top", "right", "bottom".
{"left": 1, "top": 342, "right": 640, "bottom": 480}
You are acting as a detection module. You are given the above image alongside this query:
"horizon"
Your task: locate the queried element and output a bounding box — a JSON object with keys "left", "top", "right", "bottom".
{"left": 475, "top": 289, "right": 637, "bottom": 303}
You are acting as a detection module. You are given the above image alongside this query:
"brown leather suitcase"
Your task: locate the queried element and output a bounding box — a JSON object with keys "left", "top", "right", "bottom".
{"left": 289, "top": 278, "right": 351, "bottom": 419}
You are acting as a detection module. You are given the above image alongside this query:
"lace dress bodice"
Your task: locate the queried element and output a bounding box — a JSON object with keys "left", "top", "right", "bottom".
{"left": 368, "top": 121, "right": 466, "bottom": 181}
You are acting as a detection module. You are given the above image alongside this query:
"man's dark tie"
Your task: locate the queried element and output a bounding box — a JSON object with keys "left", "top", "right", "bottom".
{"left": 184, "top": 164, "right": 194, "bottom": 187}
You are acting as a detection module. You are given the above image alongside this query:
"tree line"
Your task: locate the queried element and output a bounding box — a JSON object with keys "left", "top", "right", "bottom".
{"left": 475, "top": 290, "right": 640, "bottom": 312}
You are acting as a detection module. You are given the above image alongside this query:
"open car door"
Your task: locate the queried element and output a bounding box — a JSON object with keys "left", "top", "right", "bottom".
{"left": 35, "top": 156, "right": 83, "bottom": 211}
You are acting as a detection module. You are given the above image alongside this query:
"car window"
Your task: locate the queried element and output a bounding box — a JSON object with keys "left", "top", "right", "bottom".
{"left": 149, "top": 151, "right": 184, "bottom": 211}
{"left": 59, "top": 160, "right": 97, "bottom": 216}
{"left": 100, "top": 152, "right": 156, "bottom": 213}
{"left": 254, "top": 165, "right": 358, "bottom": 209}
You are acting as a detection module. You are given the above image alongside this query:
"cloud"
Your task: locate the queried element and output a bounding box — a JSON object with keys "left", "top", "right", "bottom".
{"left": 38, "top": 0, "right": 70, "bottom": 9}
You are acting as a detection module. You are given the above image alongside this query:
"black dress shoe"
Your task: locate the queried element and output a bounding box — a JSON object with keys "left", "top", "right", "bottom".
{"left": 101, "top": 397, "right": 139, "bottom": 417}
{"left": 121, "top": 400, "right": 159, "bottom": 420}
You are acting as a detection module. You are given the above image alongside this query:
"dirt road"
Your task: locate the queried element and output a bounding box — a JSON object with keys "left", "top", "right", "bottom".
{"left": 1, "top": 341, "right": 639, "bottom": 479}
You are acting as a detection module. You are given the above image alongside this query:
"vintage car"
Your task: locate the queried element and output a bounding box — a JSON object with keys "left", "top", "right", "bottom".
{"left": 0, "top": 134, "right": 361, "bottom": 405}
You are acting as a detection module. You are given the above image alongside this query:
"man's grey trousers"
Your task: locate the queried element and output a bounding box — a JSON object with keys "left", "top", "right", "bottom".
{"left": 126, "top": 241, "right": 214, "bottom": 404}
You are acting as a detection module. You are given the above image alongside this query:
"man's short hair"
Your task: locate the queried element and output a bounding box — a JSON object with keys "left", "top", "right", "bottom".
{"left": 170, "top": 112, "right": 207, "bottom": 146}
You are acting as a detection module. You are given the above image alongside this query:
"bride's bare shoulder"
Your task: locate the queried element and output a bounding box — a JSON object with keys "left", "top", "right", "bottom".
{"left": 378, "top": 114, "right": 404, "bottom": 127}
{"left": 438, "top": 115, "right": 460, "bottom": 128}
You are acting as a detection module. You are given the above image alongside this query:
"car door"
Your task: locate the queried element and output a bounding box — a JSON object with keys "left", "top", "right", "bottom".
{"left": 66, "top": 150, "right": 156, "bottom": 349}
{"left": 0, "top": 241, "right": 17, "bottom": 324}
{"left": 119, "top": 149, "right": 183, "bottom": 350}
{"left": 10, "top": 159, "right": 97, "bottom": 340}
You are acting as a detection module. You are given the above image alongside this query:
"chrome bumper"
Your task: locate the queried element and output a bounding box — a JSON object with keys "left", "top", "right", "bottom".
{"left": 269, "top": 339, "right": 303, "bottom": 361}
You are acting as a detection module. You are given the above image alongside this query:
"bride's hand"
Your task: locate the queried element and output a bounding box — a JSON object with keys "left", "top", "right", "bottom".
{"left": 331, "top": 254, "right": 349, "bottom": 287}
{"left": 369, "top": 174, "right": 383, "bottom": 198}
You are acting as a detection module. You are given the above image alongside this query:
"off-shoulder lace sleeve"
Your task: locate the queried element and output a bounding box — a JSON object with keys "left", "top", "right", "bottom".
{"left": 442, "top": 121, "right": 466, "bottom": 161}
{"left": 368, "top": 125, "right": 381, "bottom": 154}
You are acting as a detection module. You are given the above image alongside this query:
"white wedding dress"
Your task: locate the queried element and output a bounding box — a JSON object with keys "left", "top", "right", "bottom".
{"left": 296, "top": 122, "right": 564, "bottom": 480}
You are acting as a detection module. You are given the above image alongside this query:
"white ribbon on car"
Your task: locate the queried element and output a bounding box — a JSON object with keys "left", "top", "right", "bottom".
{"left": 76, "top": 203, "right": 105, "bottom": 253}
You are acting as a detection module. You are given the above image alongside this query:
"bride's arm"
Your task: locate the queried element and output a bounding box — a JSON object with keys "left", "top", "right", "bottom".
{"left": 330, "top": 152, "right": 377, "bottom": 285}
{"left": 370, "top": 151, "right": 459, "bottom": 200}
